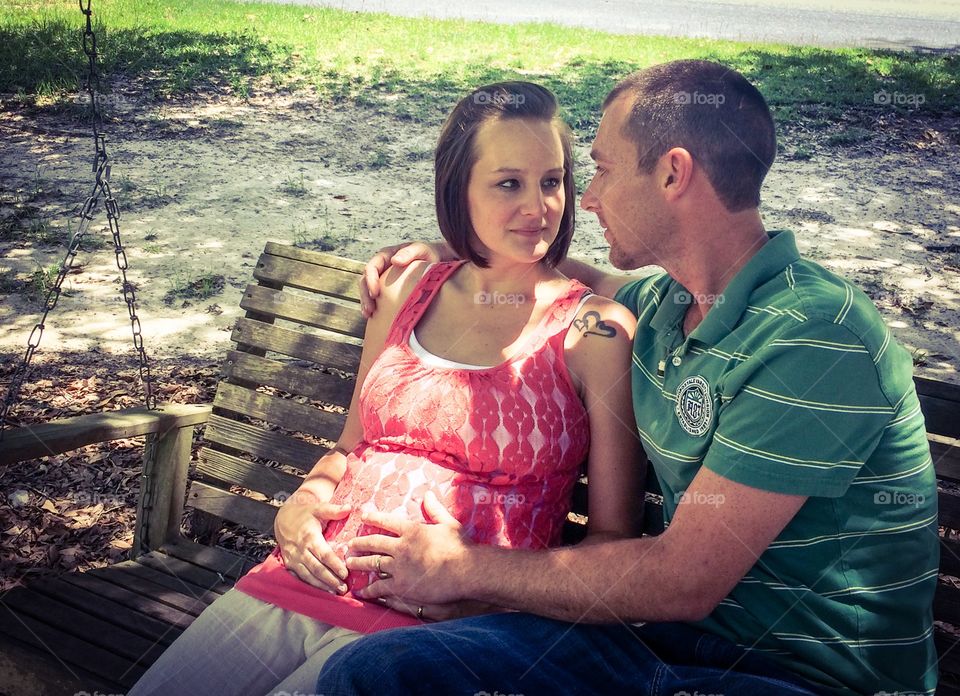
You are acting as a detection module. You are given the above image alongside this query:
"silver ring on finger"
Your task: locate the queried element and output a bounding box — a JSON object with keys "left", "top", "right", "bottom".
{"left": 376, "top": 555, "right": 391, "bottom": 580}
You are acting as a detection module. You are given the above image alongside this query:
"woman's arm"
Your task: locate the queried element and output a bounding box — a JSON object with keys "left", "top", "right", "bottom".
{"left": 274, "top": 260, "right": 432, "bottom": 592}
{"left": 563, "top": 295, "right": 646, "bottom": 542}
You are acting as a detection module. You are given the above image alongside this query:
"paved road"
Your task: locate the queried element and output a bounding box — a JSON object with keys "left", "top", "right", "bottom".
{"left": 263, "top": 0, "right": 960, "bottom": 49}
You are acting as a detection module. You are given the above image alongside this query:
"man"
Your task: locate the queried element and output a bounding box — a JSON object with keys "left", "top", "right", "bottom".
{"left": 315, "top": 60, "right": 938, "bottom": 695}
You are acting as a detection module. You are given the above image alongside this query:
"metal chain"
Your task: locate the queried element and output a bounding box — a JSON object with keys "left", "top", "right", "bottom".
{"left": 0, "top": 0, "right": 155, "bottom": 438}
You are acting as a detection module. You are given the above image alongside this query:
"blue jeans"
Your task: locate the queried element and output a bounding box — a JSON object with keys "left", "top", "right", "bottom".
{"left": 316, "top": 612, "right": 823, "bottom": 695}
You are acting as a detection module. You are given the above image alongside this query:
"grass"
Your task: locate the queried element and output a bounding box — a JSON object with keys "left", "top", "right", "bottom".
{"left": 278, "top": 173, "right": 308, "bottom": 197}
{"left": 0, "top": 0, "right": 956, "bottom": 135}
{"left": 28, "top": 262, "right": 61, "bottom": 304}
{"left": 292, "top": 220, "right": 337, "bottom": 252}
{"left": 163, "top": 271, "right": 225, "bottom": 305}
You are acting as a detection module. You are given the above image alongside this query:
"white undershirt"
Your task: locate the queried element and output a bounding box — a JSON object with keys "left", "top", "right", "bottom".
{"left": 408, "top": 293, "right": 593, "bottom": 371}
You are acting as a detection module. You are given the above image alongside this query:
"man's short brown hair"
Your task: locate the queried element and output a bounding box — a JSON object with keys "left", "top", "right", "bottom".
{"left": 435, "top": 82, "right": 575, "bottom": 268}
{"left": 605, "top": 60, "right": 777, "bottom": 212}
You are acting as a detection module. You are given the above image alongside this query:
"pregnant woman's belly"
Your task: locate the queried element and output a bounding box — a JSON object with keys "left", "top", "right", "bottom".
{"left": 322, "top": 446, "right": 461, "bottom": 593}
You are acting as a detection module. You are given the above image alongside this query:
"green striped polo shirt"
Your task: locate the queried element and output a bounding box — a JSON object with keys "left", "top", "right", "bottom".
{"left": 615, "top": 230, "right": 938, "bottom": 695}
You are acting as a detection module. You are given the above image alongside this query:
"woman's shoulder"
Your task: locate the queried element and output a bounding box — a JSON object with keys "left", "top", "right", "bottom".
{"left": 379, "top": 259, "right": 435, "bottom": 309}
{"left": 572, "top": 293, "right": 638, "bottom": 339}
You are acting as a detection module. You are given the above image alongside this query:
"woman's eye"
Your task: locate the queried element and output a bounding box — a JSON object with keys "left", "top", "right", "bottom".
{"left": 497, "top": 179, "right": 519, "bottom": 190}
{"left": 542, "top": 177, "right": 561, "bottom": 189}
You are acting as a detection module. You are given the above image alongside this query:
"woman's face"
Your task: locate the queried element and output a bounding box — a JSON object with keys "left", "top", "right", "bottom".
{"left": 465, "top": 117, "right": 566, "bottom": 267}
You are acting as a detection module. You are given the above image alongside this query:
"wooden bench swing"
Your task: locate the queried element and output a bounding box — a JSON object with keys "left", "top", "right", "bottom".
{"left": 2, "top": 242, "right": 960, "bottom": 695}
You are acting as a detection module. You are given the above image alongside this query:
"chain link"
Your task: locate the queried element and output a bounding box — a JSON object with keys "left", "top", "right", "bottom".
{"left": 0, "top": 0, "right": 155, "bottom": 439}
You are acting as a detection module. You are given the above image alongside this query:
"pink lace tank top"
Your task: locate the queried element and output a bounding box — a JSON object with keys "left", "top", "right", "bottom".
{"left": 236, "top": 261, "right": 591, "bottom": 633}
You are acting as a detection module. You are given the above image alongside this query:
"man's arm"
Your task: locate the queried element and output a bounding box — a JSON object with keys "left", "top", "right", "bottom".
{"left": 358, "top": 243, "right": 641, "bottom": 316}
{"left": 350, "top": 467, "right": 806, "bottom": 623}
{"left": 557, "top": 257, "right": 637, "bottom": 300}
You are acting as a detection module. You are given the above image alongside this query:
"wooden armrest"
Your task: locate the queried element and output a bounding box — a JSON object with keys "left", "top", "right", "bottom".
{"left": 0, "top": 403, "right": 212, "bottom": 465}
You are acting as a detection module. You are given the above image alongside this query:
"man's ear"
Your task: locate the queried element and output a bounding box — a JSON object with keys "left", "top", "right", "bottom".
{"left": 660, "top": 147, "right": 694, "bottom": 201}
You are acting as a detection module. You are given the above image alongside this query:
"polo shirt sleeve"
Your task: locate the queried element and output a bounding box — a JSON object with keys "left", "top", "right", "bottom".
{"left": 613, "top": 276, "right": 659, "bottom": 318}
{"left": 702, "top": 319, "right": 897, "bottom": 497}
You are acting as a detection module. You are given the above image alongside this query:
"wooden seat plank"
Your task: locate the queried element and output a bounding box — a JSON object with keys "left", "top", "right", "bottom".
{"left": 56, "top": 572, "right": 198, "bottom": 629}
{"left": 935, "top": 628, "right": 960, "bottom": 685}
{"left": 1, "top": 587, "right": 168, "bottom": 665}
{"left": 197, "top": 447, "right": 304, "bottom": 499}
{"left": 941, "top": 490, "right": 960, "bottom": 531}
{"left": 942, "top": 538, "right": 960, "bottom": 579}
{"left": 933, "top": 439, "right": 960, "bottom": 483}
{"left": 230, "top": 317, "right": 362, "bottom": 373}
{"left": 188, "top": 480, "right": 278, "bottom": 535}
{"left": 203, "top": 412, "right": 327, "bottom": 473}
{"left": 241, "top": 284, "right": 366, "bottom": 339}
{"left": 85, "top": 566, "right": 208, "bottom": 617}
{"left": 134, "top": 552, "right": 236, "bottom": 593}
{"left": 100, "top": 560, "right": 224, "bottom": 605}
{"left": 254, "top": 253, "right": 362, "bottom": 301}
{"left": 0, "top": 607, "right": 145, "bottom": 688}
{"left": 157, "top": 537, "right": 257, "bottom": 582}
{"left": 223, "top": 350, "right": 356, "bottom": 408}
{"left": 30, "top": 576, "right": 183, "bottom": 646}
{"left": 263, "top": 241, "right": 366, "bottom": 274}
{"left": 212, "top": 381, "right": 347, "bottom": 441}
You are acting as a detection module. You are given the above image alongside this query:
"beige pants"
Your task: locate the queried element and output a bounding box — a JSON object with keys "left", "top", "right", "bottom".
{"left": 128, "top": 588, "right": 363, "bottom": 696}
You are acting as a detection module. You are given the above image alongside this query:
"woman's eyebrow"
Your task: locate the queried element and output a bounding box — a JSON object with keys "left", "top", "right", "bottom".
{"left": 492, "top": 166, "right": 564, "bottom": 174}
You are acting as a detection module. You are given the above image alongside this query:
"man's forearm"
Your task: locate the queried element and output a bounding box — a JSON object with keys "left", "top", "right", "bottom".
{"left": 458, "top": 534, "right": 713, "bottom": 624}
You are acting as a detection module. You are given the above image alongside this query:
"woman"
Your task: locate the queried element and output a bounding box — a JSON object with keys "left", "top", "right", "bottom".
{"left": 129, "top": 81, "right": 642, "bottom": 696}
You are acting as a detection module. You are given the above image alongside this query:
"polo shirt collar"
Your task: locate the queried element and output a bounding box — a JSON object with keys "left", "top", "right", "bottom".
{"left": 652, "top": 229, "right": 801, "bottom": 347}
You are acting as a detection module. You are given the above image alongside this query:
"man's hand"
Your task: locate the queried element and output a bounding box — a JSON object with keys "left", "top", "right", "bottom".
{"left": 359, "top": 242, "right": 449, "bottom": 317}
{"left": 274, "top": 494, "right": 352, "bottom": 594}
{"left": 374, "top": 597, "right": 502, "bottom": 623}
{"left": 346, "top": 492, "right": 471, "bottom": 605}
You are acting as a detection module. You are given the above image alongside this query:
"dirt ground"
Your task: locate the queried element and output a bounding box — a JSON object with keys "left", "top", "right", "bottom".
{"left": 1, "top": 86, "right": 958, "bottom": 384}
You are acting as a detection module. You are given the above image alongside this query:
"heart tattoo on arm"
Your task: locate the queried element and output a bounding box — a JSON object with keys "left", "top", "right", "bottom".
{"left": 572, "top": 310, "right": 617, "bottom": 339}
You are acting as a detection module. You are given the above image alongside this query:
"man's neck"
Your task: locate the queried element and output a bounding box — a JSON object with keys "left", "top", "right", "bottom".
{"left": 671, "top": 211, "right": 768, "bottom": 336}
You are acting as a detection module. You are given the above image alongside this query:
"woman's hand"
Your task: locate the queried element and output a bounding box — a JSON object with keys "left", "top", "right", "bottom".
{"left": 359, "top": 242, "right": 451, "bottom": 317}
{"left": 274, "top": 493, "right": 352, "bottom": 594}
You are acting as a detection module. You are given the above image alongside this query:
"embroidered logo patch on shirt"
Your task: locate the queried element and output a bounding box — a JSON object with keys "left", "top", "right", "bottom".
{"left": 675, "top": 375, "right": 713, "bottom": 436}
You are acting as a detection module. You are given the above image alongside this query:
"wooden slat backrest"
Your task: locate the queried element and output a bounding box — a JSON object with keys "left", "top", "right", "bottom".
{"left": 191, "top": 244, "right": 366, "bottom": 531}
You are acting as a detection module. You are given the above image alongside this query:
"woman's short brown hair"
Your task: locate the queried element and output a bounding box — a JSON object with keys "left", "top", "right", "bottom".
{"left": 435, "top": 82, "right": 575, "bottom": 268}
